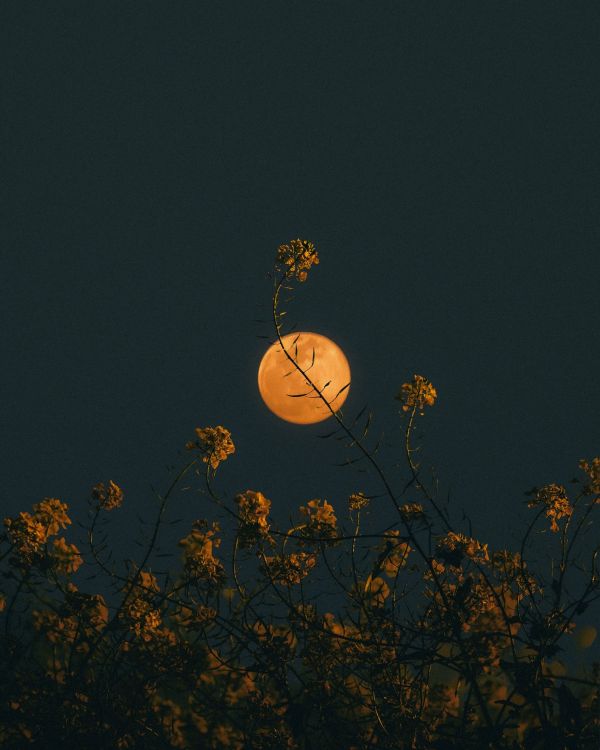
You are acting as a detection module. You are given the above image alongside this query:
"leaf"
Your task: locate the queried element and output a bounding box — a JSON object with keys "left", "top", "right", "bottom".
{"left": 318, "top": 427, "right": 342, "bottom": 439}
{"left": 333, "top": 382, "right": 350, "bottom": 399}
{"left": 334, "top": 457, "right": 363, "bottom": 467}
{"left": 350, "top": 404, "right": 368, "bottom": 427}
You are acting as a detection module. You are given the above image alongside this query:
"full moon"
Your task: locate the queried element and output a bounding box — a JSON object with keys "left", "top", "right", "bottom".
{"left": 258, "top": 332, "right": 351, "bottom": 424}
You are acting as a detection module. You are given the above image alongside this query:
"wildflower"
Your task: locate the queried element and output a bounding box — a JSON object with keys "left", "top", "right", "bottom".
{"left": 92, "top": 480, "right": 124, "bottom": 510}
{"left": 31, "top": 498, "right": 71, "bottom": 536}
{"left": 435, "top": 531, "right": 489, "bottom": 568}
{"left": 579, "top": 457, "right": 600, "bottom": 496}
{"left": 491, "top": 549, "right": 539, "bottom": 595}
{"left": 235, "top": 490, "right": 273, "bottom": 548}
{"left": 32, "top": 609, "right": 78, "bottom": 645}
{"left": 298, "top": 499, "right": 338, "bottom": 543}
{"left": 178, "top": 520, "right": 224, "bottom": 584}
{"left": 120, "top": 570, "right": 162, "bottom": 641}
{"left": 399, "top": 502, "right": 426, "bottom": 522}
{"left": 137, "top": 569, "right": 160, "bottom": 594}
{"left": 276, "top": 238, "right": 319, "bottom": 282}
{"left": 65, "top": 588, "right": 109, "bottom": 633}
{"left": 349, "top": 492, "right": 369, "bottom": 512}
{"left": 50, "top": 537, "right": 83, "bottom": 575}
{"left": 186, "top": 426, "right": 235, "bottom": 470}
{"left": 261, "top": 552, "right": 317, "bottom": 585}
{"left": 424, "top": 559, "right": 446, "bottom": 580}
{"left": 395, "top": 374, "right": 437, "bottom": 414}
{"left": 4, "top": 512, "right": 48, "bottom": 564}
{"left": 527, "top": 483, "right": 572, "bottom": 532}
{"left": 4, "top": 498, "right": 72, "bottom": 566}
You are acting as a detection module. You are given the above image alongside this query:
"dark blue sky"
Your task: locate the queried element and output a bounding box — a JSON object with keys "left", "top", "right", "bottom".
{"left": 3, "top": 3, "right": 599, "bottom": 554}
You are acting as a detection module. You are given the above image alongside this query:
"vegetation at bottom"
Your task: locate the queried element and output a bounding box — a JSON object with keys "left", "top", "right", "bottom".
{"left": 1, "top": 241, "right": 599, "bottom": 749}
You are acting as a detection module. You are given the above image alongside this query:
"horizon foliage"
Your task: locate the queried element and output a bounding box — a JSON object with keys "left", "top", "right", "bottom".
{"left": 1, "top": 241, "right": 599, "bottom": 749}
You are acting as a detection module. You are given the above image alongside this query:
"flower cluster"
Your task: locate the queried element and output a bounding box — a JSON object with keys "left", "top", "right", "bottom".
{"left": 261, "top": 552, "right": 317, "bottom": 586}
{"left": 178, "top": 520, "right": 224, "bottom": 585}
{"left": 435, "top": 531, "right": 489, "bottom": 568}
{"left": 32, "top": 608, "right": 79, "bottom": 647}
{"left": 120, "top": 570, "right": 163, "bottom": 642}
{"left": 399, "top": 502, "right": 426, "bottom": 522}
{"left": 92, "top": 480, "right": 124, "bottom": 510}
{"left": 50, "top": 537, "right": 83, "bottom": 575}
{"left": 298, "top": 499, "right": 338, "bottom": 543}
{"left": 527, "top": 483, "right": 572, "bottom": 532}
{"left": 348, "top": 492, "right": 369, "bottom": 512}
{"left": 234, "top": 490, "right": 273, "bottom": 548}
{"left": 579, "top": 457, "right": 600, "bottom": 496}
{"left": 64, "top": 585, "right": 109, "bottom": 632}
{"left": 4, "top": 498, "right": 72, "bottom": 567}
{"left": 32, "top": 586, "right": 108, "bottom": 655}
{"left": 276, "top": 238, "right": 319, "bottom": 282}
{"left": 395, "top": 374, "right": 437, "bottom": 414}
{"left": 186, "top": 426, "right": 235, "bottom": 470}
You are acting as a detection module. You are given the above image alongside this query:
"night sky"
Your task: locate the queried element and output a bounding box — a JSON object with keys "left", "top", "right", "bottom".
{"left": 3, "top": 3, "right": 599, "bottom": 556}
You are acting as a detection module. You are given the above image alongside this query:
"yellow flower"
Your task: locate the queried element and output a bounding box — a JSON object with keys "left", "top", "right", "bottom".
{"left": 395, "top": 374, "right": 437, "bottom": 414}
{"left": 527, "top": 483, "right": 572, "bottom": 532}
{"left": 92, "top": 480, "right": 124, "bottom": 510}
{"left": 32, "top": 609, "right": 78, "bottom": 645}
{"left": 298, "top": 499, "right": 338, "bottom": 543}
{"left": 261, "top": 552, "right": 317, "bottom": 585}
{"left": 32, "top": 498, "right": 71, "bottom": 535}
{"left": 4, "top": 512, "right": 48, "bottom": 563}
{"left": 51, "top": 537, "right": 83, "bottom": 575}
{"left": 349, "top": 492, "right": 369, "bottom": 512}
{"left": 4, "top": 498, "right": 72, "bottom": 566}
{"left": 399, "top": 502, "right": 426, "bottom": 522}
{"left": 276, "top": 238, "right": 319, "bottom": 282}
{"left": 235, "top": 490, "right": 273, "bottom": 548}
{"left": 178, "top": 520, "right": 224, "bottom": 584}
{"left": 424, "top": 559, "right": 446, "bottom": 580}
{"left": 435, "top": 531, "right": 489, "bottom": 567}
{"left": 186, "top": 426, "right": 235, "bottom": 470}
{"left": 138, "top": 570, "right": 160, "bottom": 593}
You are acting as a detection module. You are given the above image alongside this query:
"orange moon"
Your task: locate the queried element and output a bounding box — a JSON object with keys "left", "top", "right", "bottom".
{"left": 258, "top": 332, "right": 351, "bottom": 424}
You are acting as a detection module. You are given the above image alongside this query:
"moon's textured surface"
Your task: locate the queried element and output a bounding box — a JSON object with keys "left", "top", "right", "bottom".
{"left": 258, "top": 332, "right": 351, "bottom": 424}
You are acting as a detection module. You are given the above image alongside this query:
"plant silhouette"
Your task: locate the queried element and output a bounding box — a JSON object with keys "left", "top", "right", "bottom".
{"left": 1, "top": 240, "right": 599, "bottom": 749}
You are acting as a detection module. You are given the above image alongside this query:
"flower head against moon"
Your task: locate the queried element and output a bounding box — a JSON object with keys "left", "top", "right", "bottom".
{"left": 258, "top": 332, "right": 351, "bottom": 424}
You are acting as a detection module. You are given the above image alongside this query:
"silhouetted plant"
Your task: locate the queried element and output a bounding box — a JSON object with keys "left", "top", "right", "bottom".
{"left": 1, "top": 240, "right": 599, "bottom": 748}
